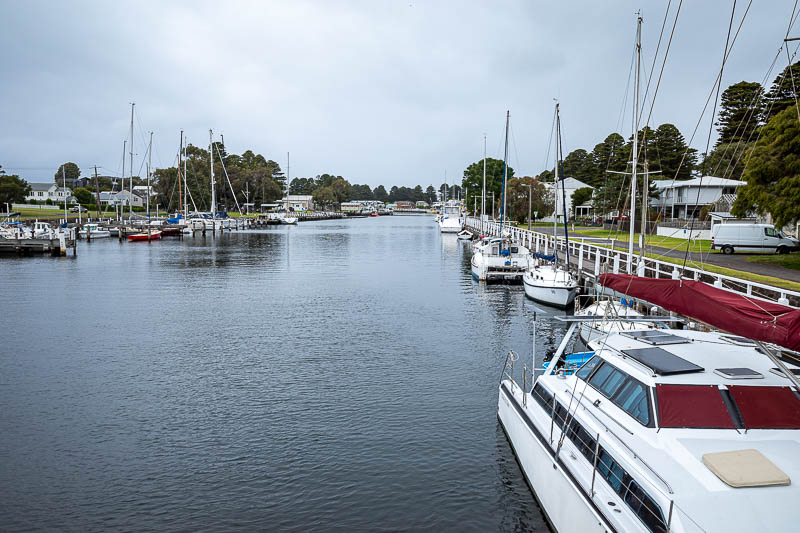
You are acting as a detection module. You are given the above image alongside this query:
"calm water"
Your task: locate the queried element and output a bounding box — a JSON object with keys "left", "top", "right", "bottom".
{"left": 1, "top": 215, "right": 572, "bottom": 532}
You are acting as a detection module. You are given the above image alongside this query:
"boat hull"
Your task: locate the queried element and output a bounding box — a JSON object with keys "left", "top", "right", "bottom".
{"left": 127, "top": 231, "right": 162, "bottom": 241}
{"left": 522, "top": 277, "right": 577, "bottom": 308}
{"left": 498, "top": 382, "right": 611, "bottom": 533}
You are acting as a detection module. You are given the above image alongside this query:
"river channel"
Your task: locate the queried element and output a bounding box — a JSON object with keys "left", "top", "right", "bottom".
{"left": 1, "top": 215, "right": 574, "bottom": 532}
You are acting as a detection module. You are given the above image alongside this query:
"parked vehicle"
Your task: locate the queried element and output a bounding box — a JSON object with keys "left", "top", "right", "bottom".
{"left": 711, "top": 223, "right": 799, "bottom": 254}
{"left": 69, "top": 205, "right": 87, "bottom": 212}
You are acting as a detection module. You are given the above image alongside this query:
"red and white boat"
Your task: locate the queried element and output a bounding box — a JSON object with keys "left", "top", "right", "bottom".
{"left": 127, "top": 230, "right": 162, "bottom": 242}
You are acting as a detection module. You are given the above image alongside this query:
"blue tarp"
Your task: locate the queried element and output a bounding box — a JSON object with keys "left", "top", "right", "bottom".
{"left": 534, "top": 253, "right": 555, "bottom": 261}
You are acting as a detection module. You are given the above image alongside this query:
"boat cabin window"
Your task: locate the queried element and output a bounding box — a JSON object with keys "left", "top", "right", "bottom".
{"left": 624, "top": 480, "right": 668, "bottom": 533}
{"left": 597, "top": 447, "right": 667, "bottom": 533}
{"left": 509, "top": 246, "right": 518, "bottom": 253}
{"left": 589, "top": 362, "right": 654, "bottom": 427}
{"left": 575, "top": 356, "right": 602, "bottom": 380}
{"left": 534, "top": 383, "right": 666, "bottom": 532}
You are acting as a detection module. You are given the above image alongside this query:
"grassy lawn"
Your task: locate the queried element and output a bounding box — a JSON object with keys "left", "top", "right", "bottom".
{"left": 571, "top": 228, "right": 713, "bottom": 254}
{"left": 746, "top": 254, "right": 800, "bottom": 271}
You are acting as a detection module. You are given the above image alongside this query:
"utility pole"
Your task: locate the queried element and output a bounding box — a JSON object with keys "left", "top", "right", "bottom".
{"left": 527, "top": 183, "right": 532, "bottom": 232}
{"left": 62, "top": 166, "right": 68, "bottom": 224}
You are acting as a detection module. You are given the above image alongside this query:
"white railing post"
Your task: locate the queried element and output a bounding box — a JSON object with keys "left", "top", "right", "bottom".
{"left": 578, "top": 243, "right": 584, "bottom": 271}
{"left": 613, "top": 254, "right": 620, "bottom": 274}
{"left": 594, "top": 250, "right": 600, "bottom": 277}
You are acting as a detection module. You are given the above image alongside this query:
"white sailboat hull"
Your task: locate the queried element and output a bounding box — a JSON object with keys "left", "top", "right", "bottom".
{"left": 522, "top": 265, "right": 578, "bottom": 308}
{"left": 498, "top": 382, "right": 611, "bottom": 533}
{"left": 522, "top": 279, "right": 577, "bottom": 308}
{"left": 439, "top": 218, "right": 462, "bottom": 233}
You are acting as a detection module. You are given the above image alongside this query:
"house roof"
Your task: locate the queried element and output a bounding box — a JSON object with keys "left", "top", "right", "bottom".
{"left": 543, "top": 177, "right": 593, "bottom": 190}
{"left": 28, "top": 182, "right": 54, "bottom": 191}
{"left": 653, "top": 176, "right": 743, "bottom": 189}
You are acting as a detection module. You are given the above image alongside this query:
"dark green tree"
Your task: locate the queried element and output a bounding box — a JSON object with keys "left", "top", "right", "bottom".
{"left": 651, "top": 123, "right": 696, "bottom": 180}
{"left": 764, "top": 61, "right": 800, "bottom": 121}
{"left": 715, "top": 81, "right": 764, "bottom": 145}
{"left": 425, "top": 185, "right": 436, "bottom": 204}
{"left": 54, "top": 162, "right": 80, "bottom": 184}
{"left": 312, "top": 186, "right": 336, "bottom": 208}
{"left": 72, "top": 187, "right": 94, "bottom": 205}
{"left": 732, "top": 107, "right": 800, "bottom": 227}
{"left": 702, "top": 142, "right": 751, "bottom": 180}
{"left": 373, "top": 185, "right": 389, "bottom": 202}
{"left": 461, "top": 158, "right": 514, "bottom": 204}
{"left": 562, "top": 149, "right": 599, "bottom": 186}
{"left": 571, "top": 187, "right": 594, "bottom": 209}
{"left": 0, "top": 166, "right": 31, "bottom": 205}
{"left": 350, "top": 184, "right": 373, "bottom": 200}
{"left": 508, "top": 177, "right": 551, "bottom": 223}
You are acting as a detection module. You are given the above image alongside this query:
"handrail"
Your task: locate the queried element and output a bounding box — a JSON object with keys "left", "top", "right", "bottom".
{"left": 465, "top": 216, "right": 799, "bottom": 306}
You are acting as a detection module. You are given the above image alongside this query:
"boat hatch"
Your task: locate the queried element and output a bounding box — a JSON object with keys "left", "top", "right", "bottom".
{"left": 620, "top": 347, "right": 704, "bottom": 376}
{"left": 702, "top": 449, "right": 790, "bottom": 488}
{"left": 769, "top": 367, "right": 800, "bottom": 378}
{"left": 713, "top": 368, "right": 763, "bottom": 380}
{"left": 719, "top": 335, "right": 759, "bottom": 347}
{"left": 621, "top": 330, "right": 689, "bottom": 346}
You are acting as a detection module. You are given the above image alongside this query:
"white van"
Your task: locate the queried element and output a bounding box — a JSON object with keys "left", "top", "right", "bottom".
{"left": 711, "top": 223, "right": 799, "bottom": 254}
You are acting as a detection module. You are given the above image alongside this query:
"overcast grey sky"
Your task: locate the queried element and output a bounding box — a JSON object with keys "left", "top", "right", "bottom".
{"left": 1, "top": 1, "right": 797, "bottom": 187}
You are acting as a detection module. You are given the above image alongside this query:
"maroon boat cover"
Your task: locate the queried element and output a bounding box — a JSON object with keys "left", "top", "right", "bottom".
{"left": 597, "top": 273, "right": 800, "bottom": 351}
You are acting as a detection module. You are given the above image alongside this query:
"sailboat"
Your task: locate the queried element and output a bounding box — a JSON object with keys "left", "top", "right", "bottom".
{"left": 522, "top": 103, "right": 578, "bottom": 307}
{"left": 471, "top": 111, "right": 531, "bottom": 281}
{"left": 280, "top": 152, "right": 299, "bottom": 225}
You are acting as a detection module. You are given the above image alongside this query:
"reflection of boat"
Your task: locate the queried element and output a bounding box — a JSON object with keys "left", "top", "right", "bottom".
{"left": 457, "top": 229, "right": 473, "bottom": 240}
{"left": 127, "top": 230, "right": 162, "bottom": 241}
{"left": 78, "top": 223, "right": 110, "bottom": 239}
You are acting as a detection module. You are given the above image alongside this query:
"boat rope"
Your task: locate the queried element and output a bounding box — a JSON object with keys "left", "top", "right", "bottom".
{"left": 681, "top": 0, "right": 750, "bottom": 276}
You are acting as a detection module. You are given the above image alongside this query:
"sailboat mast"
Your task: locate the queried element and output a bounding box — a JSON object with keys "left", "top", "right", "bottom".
{"left": 183, "top": 135, "right": 188, "bottom": 218}
{"left": 178, "top": 131, "right": 183, "bottom": 217}
{"left": 121, "top": 140, "right": 126, "bottom": 221}
{"left": 147, "top": 131, "right": 152, "bottom": 218}
{"left": 482, "top": 134, "right": 486, "bottom": 230}
{"left": 286, "top": 151, "right": 290, "bottom": 213}
{"left": 209, "top": 129, "right": 216, "bottom": 218}
{"left": 629, "top": 14, "right": 642, "bottom": 274}
{"left": 129, "top": 102, "right": 134, "bottom": 220}
{"left": 499, "top": 110, "right": 509, "bottom": 238}
{"left": 553, "top": 104, "right": 559, "bottom": 268}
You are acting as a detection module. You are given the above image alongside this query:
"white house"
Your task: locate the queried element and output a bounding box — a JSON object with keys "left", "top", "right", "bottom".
{"left": 542, "top": 177, "right": 593, "bottom": 220}
{"left": 281, "top": 195, "right": 314, "bottom": 211}
{"left": 25, "top": 183, "right": 73, "bottom": 203}
{"left": 110, "top": 190, "right": 144, "bottom": 207}
{"left": 651, "top": 176, "right": 742, "bottom": 219}
{"left": 132, "top": 185, "right": 157, "bottom": 197}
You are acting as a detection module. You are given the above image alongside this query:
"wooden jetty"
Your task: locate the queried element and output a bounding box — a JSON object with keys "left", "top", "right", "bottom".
{"left": 0, "top": 237, "right": 76, "bottom": 256}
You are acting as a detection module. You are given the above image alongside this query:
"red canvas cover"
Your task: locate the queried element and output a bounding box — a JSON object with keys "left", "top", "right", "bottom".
{"left": 728, "top": 385, "right": 800, "bottom": 429}
{"left": 598, "top": 274, "right": 800, "bottom": 352}
{"left": 656, "top": 384, "right": 735, "bottom": 428}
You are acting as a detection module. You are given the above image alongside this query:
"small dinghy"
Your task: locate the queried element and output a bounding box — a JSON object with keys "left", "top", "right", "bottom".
{"left": 457, "top": 229, "right": 473, "bottom": 240}
{"left": 127, "top": 230, "right": 162, "bottom": 241}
